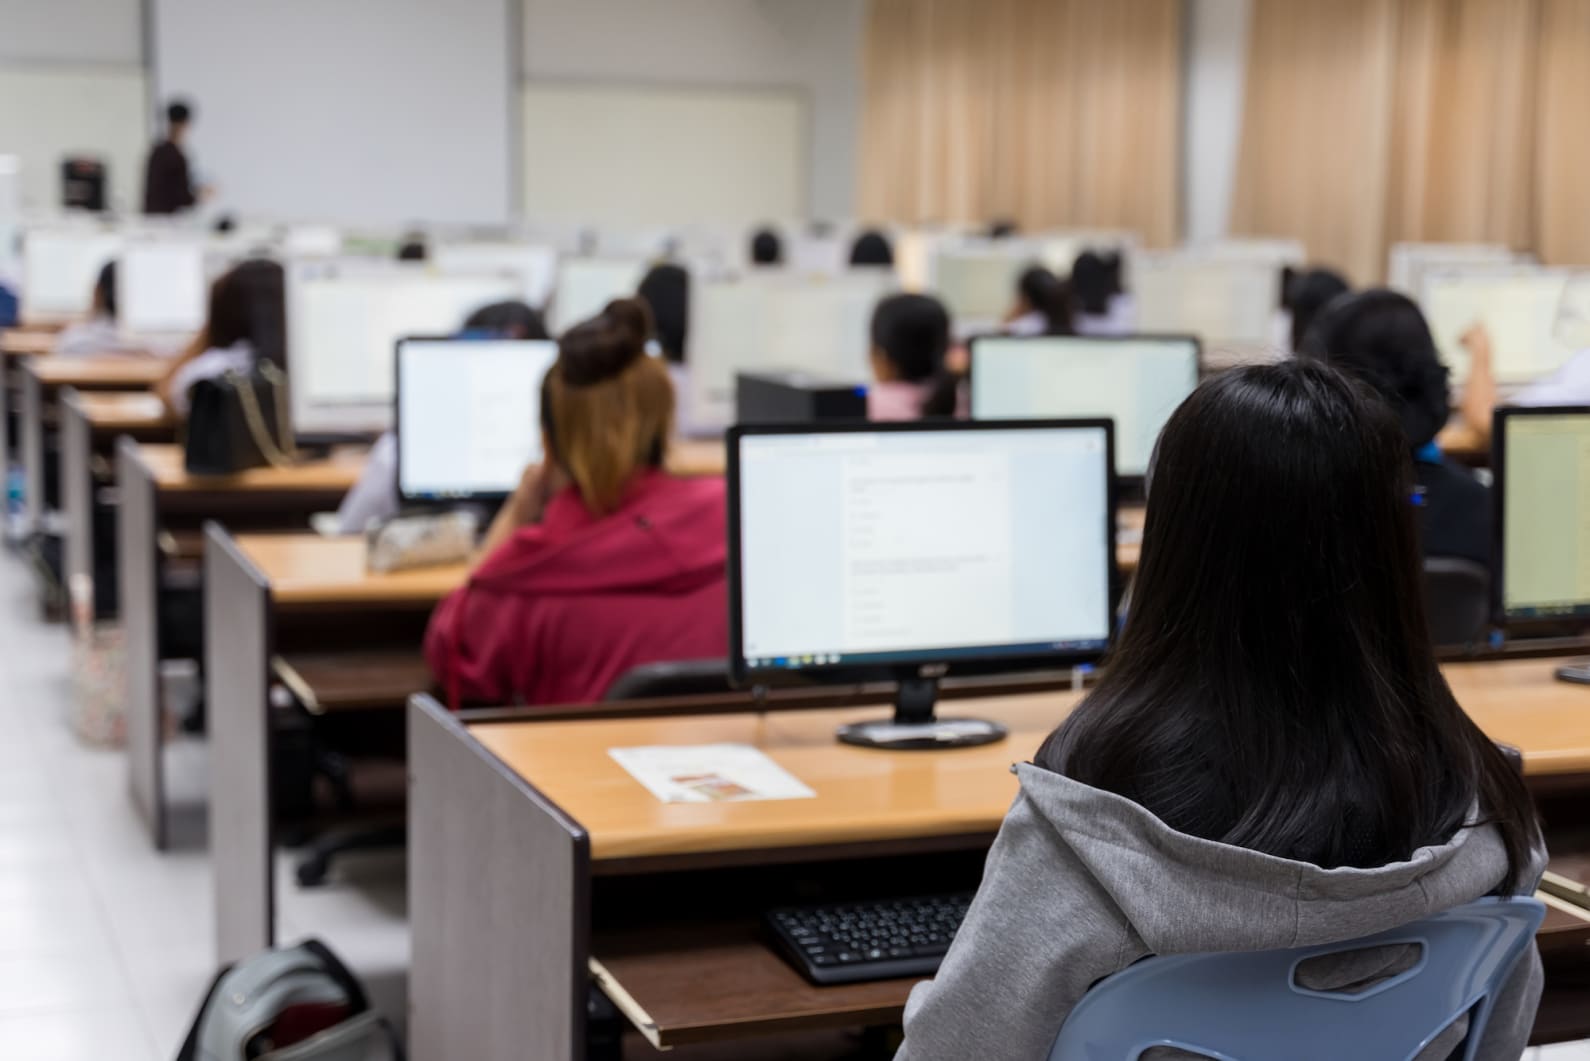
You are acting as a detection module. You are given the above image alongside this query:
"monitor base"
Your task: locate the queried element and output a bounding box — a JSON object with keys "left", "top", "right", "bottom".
{"left": 836, "top": 717, "right": 1008, "bottom": 751}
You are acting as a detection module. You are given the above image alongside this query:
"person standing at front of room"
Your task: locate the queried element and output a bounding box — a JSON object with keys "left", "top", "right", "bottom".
{"left": 143, "top": 100, "right": 205, "bottom": 216}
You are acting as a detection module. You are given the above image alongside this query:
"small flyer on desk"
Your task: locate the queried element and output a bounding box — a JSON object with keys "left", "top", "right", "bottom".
{"left": 609, "top": 744, "right": 816, "bottom": 804}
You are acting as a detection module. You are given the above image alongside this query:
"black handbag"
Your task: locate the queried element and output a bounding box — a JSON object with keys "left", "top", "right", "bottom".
{"left": 184, "top": 360, "right": 297, "bottom": 475}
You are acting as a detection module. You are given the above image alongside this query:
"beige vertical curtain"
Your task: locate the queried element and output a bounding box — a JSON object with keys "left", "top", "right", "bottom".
{"left": 858, "top": 0, "right": 1183, "bottom": 247}
{"left": 1233, "top": 0, "right": 1590, "bottom": 282}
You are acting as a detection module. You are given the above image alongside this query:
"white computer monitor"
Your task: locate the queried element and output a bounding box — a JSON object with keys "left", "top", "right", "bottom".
{"left": 286, "top": 261, "right": 521, "bottom": 435}
{"left": 1387, "top": 242, "right": 1523, "bottom": 296}
{"left": 1132, "top": 254, "right": 1280, "bottom": 349}
{"left": 1420, "top": 269, "right": 1580, "bottom": 385}
{"left": 395, "top": 337, "right": 559, "bottom": 503}
{"left": 20, "top": 228, "right": 122, "bottom": 323}
{"left": 433, "top": 242, "right": 559, "bottom": 310}
{"left": 549, "top": 258, "right": 647, "bottom": 333}
{"left": 687, "top": 271, "right": 894, "bottom": 433}
{"left": 729, "top": 420, "right": 1115, "bottom": 748}
{"left": 930, "top": 246, "right": 1026, "bottom": 326}
{"left": 118, "top": 240, "right": 207, "bottom": 337}
{"left": 1495, "top": 406, "right": 1590, "bottom": 629}
{"left": 970, "top": 335, "right": 1200, "bottom": 480}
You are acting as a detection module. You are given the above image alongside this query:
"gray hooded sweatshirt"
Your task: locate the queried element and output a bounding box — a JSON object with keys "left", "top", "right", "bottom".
{"left": 895, "top": 763, "right": 1544, "bottom": 1061}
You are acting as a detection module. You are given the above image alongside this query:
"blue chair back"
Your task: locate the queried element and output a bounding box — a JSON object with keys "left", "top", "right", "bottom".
{"left": 1048, "top": 897, "right": 1543, "bottom": 1061}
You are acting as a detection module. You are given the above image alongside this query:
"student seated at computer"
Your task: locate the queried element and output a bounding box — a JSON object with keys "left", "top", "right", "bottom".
{"left": 749, "top": 227, "right": 784, "bottom": 267}
{"left": 1439, "top": 323, "right": 1590, "bottom": 449}
{"left": 53, "top": 262, "right": 141, "bottom": 358}
{"left": 1300, "top": 290, "right": 1490, "bottom": 568}
{"left": 636, "top": 263, "right": 701, "bottom": 436}
{"left": 1003, "top": 266, "right": 1073, "bottom": 337}
{"left": 1285, "top": 267, "right": 1350, "bottom": 354}
{"left": 156, "top": 259, "right": 285, "bottom": 416}
{"left": 849, "top": 230, "right": 894, "bottom": 268}
{"left": 894, "top": 361, "right": 1543, "bottom": 1061}
{"left": 336, "top": 300, "right": 550, "bottom": 534}
{"left": 1070, "top": 250, "right": 1133, "bottom": 337}
{"left": 424, "top": 298, "right": 726, "bottom": 707}
{"left": 869, "top": 294, "right": 963, "bottom": 422}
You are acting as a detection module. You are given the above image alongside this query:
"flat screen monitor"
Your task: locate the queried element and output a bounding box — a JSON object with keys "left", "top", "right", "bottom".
{"left": 930, "top": 248, "right": 1025, "bottom": 325}
{"left": 434, "top": 242, "right": 558, "bottom": 310}
{"left": 395, "top": 337, "right": 559, "bottom": 503}
{"left": 118, "top": 241, "right": 207, "bottom": 337}
{"left": 728, "top": 420, "right": 1116, "bottom": 747}
{"left": 688, "top": 272, "right": 893, "bottom": 433}
{"left": 970, "top": 335, "right": 1200, "bottom": 480}
{"left": 1421, "top": 269, "right": 1579, "bottom": 385}
{"left": 1387, "top": 242, "right": 1522, "bottom": 296}
{"left": 286, "top": 261, "right": 521, "bottom": 435}
{"left": 1132, "top": 255, "right": 1279, "bottom": 348}
{"left": 20, "top": 229, "right": 122, "bottom": 322}
{"left": 1494, "top": 406, "right": 1590, "bottom": 629}
{"left": 549, "top": 258, "right": 646, "bottom": 333}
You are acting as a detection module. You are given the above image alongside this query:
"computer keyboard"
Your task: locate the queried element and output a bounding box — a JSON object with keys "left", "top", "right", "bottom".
{"left": 766, "top": 893, "right": 973, "bottom": 985}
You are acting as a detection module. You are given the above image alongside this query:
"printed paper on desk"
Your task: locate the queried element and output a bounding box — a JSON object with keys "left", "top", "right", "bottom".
{"left": 609, "top": 744, "right": 817, "bottom": 804}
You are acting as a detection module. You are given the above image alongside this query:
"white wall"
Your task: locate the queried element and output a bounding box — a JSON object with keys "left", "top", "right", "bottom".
{"left": 521, "top": 0, "right": 866, "bottom": 222}
{"left": 1182, "top": 0, "right": 1252, "bottom": 244}
{"left": 152, "top": 0, "right": 515, "bottom": 227}
{"left": 0, "top": 0, "right": 143, "bottom": 65}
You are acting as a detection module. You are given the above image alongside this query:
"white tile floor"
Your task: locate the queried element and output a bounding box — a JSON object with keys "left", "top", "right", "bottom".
{"left": 0, "top": 545, "right": 1588, "bottom": 1059}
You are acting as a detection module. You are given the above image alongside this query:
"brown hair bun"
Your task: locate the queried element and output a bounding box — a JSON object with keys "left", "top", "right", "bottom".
{"left": 558, "top": 297, "right": 653, "bottom": 386}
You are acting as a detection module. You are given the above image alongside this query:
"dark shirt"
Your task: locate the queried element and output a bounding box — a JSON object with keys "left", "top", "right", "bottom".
{"left": 143, "top": 140, "right": 196, "bottom": 215}
{"left": 1415, "top": 456, "right": 1491, "bottom": 569}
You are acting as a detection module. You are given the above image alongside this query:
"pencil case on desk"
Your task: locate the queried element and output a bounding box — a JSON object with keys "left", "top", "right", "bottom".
{"left": 366, "top": 511, "right": 478, "bottom": 574}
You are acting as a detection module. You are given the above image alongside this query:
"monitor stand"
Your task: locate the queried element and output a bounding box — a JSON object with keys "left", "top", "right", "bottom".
{"left": 836, "top": 678, "right": 1008, "bottom": 751}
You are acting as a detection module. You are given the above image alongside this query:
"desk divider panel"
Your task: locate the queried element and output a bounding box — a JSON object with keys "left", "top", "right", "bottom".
{"left": 0, "top": 355, "right": 12, "bottom": 514}
{"left": 60, "top": 390, "right": 92, "bottom": 596}
{"left": 119, "top": 439, "right": 165, "bottom": 847}
{"left": 206, "top": 524, "right": 277, "bottom": 964}
{"left": 409, "top": 696, "right": 590, "bottom": 1060}
{"left": 21, "top": 368, "right": 42, "bottom": 533}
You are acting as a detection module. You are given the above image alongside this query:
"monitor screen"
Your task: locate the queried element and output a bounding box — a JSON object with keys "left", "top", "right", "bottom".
{"left": 1421, "top": 270, "right": 1579, "bottom": 385}
{"left": 396, "top": 338, "right": 559, "bottom": 502}
{"left": 931, "top": 249, "right": 1024, "bottom": 324}
{"left": 971, "top": 335, "right": 1199, "bottom": 478}
{"left": 119, "top": 242, "right": 207, "bottom": 336}
{"left": 287, "top": 262, "right": 521, "bottom": 434}
{"left": 549, "top": 258, "right": 646, "bottom": 333}
{"left": 434, "top": 243, "right": 558, "bottom": 310}
{"left": 1132, "top": 255, "right": 1278, "bottom": 347}
{"left": 1497, "top": 407, "right": 1590, "bottom": 624}
{"left": 21, "top": 229, "right": 122, "bottom": 321}
{"left": 730, "top": 422, "right": 1115, "bottom": 680}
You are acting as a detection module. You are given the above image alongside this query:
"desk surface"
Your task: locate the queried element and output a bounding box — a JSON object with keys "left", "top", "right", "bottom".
{"left": 0, "top": 330, "right": 59, "bottom": 357}
{"left": 134, "top": 443, "right": 366, "bottom": 493}
{"left": 471, "top": 658, "right": 1590, "bottom": 864}
{"left": 235, "top": 533, "right": 466, "bottom": 607}
{"left": 74, "top": 391, "right": 174, "bottom": 432}
{"left": 27, "top": 355, "right": 167, "bottom": 388}
{"left": 667, "top": 438, "right": 725, "bottom": 478}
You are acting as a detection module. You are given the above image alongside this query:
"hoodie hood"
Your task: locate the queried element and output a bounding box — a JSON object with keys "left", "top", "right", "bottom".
{"left": 470, "top": 471, "right": 726, "bottom": 598}
{"left": 1013, "top": 762, "right": 1535, "bottom": 955}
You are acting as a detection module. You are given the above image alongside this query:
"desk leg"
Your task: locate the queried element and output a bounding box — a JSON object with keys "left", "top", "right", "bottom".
{"left": 206, "top": 524, "right": 275, "bottom": 964}
{"left": 119, "top": 440, "right": 165, "bottom": 848}
{"left": 409, "top": 696, "right": 591, "bottom": 1059}
{"left": 61, "top": 391, "right": 92, "bottom": 604}
{"left": 21, "top": 372, "right": 41, "bottom": 534}
{"left": 0, "top": 356, "right": 11, "bottom": 531}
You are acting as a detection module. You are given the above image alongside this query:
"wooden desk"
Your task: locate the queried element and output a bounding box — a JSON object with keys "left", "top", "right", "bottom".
{"left": 0, "top": 329, "right": 60, "bottom": 357}
{"left": 666, "top": 437, "right": 726, "bottom": 478}
{"left": 59, "top": 391, "right": 177, "bottom": 616}
{"left": 410, "top": 657, "right": 1590, "bottom": 1056}
{"left": 19, "top": 355, "right": 167, "bottom": 534}
{"left": 119, "top": 442, "right": 366, "bottom": 850}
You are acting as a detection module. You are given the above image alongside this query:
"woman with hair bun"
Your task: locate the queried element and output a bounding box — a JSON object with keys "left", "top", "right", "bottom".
{"left": 425, "top": 298, "right": 728, "bottom": 707}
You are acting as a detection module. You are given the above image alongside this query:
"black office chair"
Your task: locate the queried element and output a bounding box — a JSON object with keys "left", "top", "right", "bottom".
{"left": 1422, "top": 557, "right": 1491, "bottom": 648}
{"left": 604, "top": 659, "right": 734, "bottom": 701}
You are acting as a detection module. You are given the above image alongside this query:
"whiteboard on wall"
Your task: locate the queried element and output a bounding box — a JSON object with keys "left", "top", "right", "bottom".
{"left": 0, "top": 66, "right": 148, "bottom": 214}
{"left": 521, "top": 83, "right": 806, "bottom": 227}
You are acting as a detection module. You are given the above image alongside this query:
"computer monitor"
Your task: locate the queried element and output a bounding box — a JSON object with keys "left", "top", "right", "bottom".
{"left": 688, "top": 271, "right": 892, "bottom": 433}
{"left": 1493, "top": 406, "right": 1590, "bottom": 631}
{"left": 118, "top": 241, "right": 207, "bottom": 337}
{"left": 1421, "top": 269, "right": 1579, "bottom": 385}
{"left": 1387, "top": 242, "right": 1523, "bottom": 296}
{"left": 20, "top": 228, "right": 122, "bottom": 323}
{"left": 930, "top": 247, "right": 1025, "bottom": 326}
{"left": 1132, "top": 254, "right": 1280, "bottom": 349}
{"left": 286, "top": 261, "right": 521, "bottom": 435}
{"left": 728, "top": 419, "right": 1117, "bottom": 749}
{"left": 970, "top": 335, "right": 1200, "bottom": 483}
{"left": 549, "top": 258, "right": 646, "bottom": 333}
{"left": 434, "top": 242, "right": 558, "bottom": 310}
{"left": 395, "top": 337, "right": 559, "bottom": 504}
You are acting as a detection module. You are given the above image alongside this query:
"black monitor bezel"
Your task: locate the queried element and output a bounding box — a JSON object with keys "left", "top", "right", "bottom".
{"left": 393, "top": 334, "right": 555, "bottom": 506}
{"left": 965, "top": 332, "right": 1202, "bottom": 493}
{"left": 726, "top": 417, "right": 1120, "bottom": 691}
{"left": 1491, "top": 403, "right": 1590, "bottom": 632}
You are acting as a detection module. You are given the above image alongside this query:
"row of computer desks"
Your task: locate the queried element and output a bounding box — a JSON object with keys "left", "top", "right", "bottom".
{"left": 4, "top": 322, "right": 1589, "bottom": 1059}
